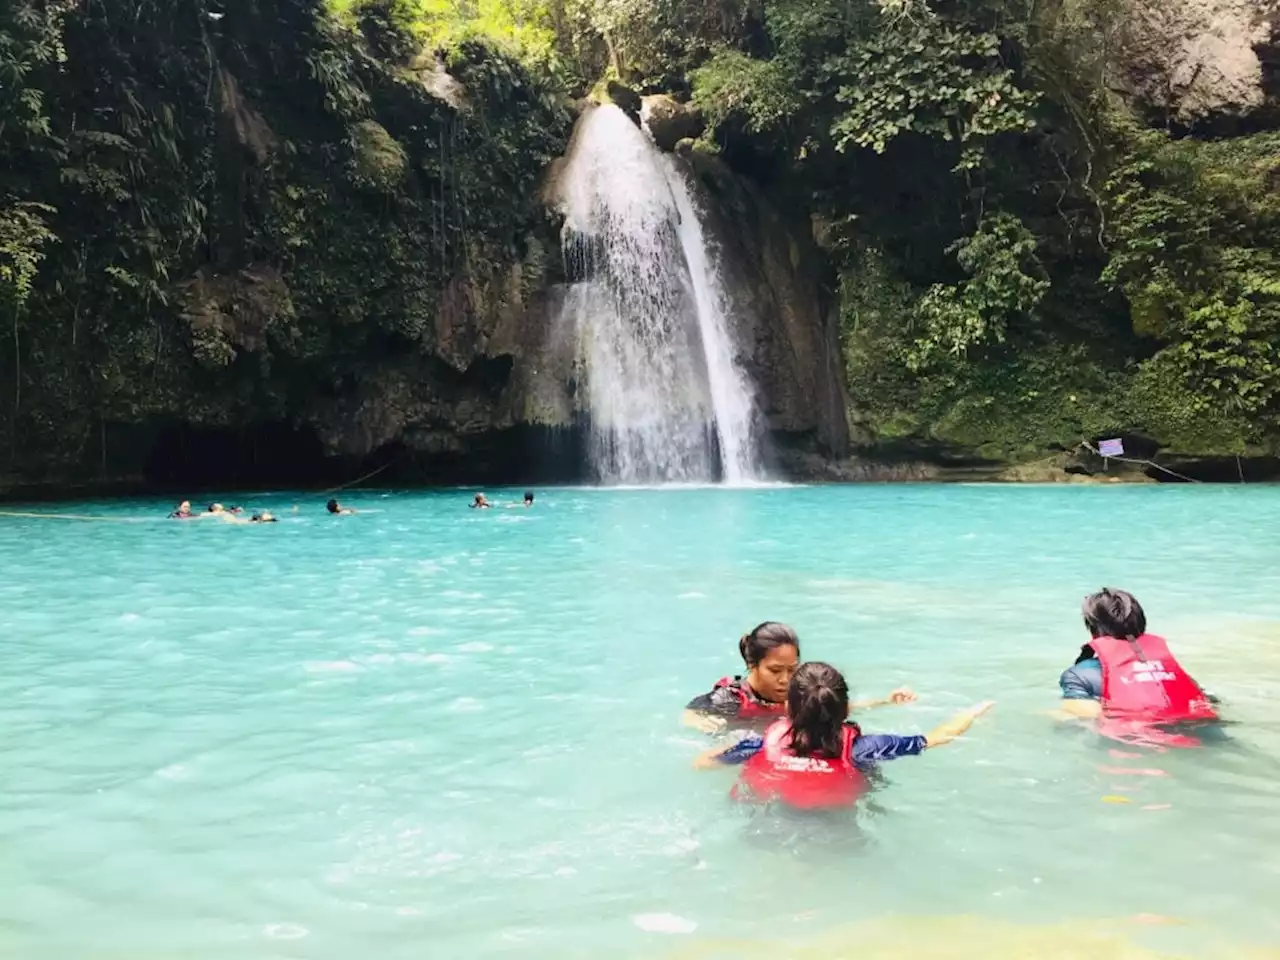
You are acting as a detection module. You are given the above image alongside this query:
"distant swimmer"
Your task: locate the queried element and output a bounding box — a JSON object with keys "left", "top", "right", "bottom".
{"left": 202, "top": 503, "right": 249, "bottom": 523}
{"left": 1057, "top": 588, "right": 1218, "bottom": 746}
{"left": 471, "top": 493, "right": 491, "bottom": 509}
{"left": 327, "top": 499, "right": 356, "bottom": 515}
{"left": 250, "top": 511, "right": 278, "bottom": 523}
{"left": 683, "top": 622, "right": 916, "bottom": 733}
{"left": 523, "top": 491, "right": 534, "bottom": 507}
{"left": 695, "top": 662, "right": 994, "bottom": 810}
{"left": 169, "top": 500, "right": 194, "bottom": 519}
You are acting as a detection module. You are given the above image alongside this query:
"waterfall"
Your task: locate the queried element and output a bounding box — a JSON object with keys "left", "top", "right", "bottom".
{"left": 557, "top": 104, "right": 761, "bottom": 484}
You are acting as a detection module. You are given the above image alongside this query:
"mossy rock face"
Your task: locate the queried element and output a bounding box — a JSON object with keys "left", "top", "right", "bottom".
{"left": 641, "top": 94, "right": 704, "bottom": 150}
{"left": 350, "top": 120, "right": 409, "bottom": 192}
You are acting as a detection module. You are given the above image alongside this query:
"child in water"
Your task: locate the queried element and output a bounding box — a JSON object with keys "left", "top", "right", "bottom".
{"left": 683, "top": 623, "right": 915, "bottom": 733}
{"left": 696, "top": 662, "right": 994, "bottom": 810}
{"left": 1056, "top": 588, "right": 1218, "bottom": 746}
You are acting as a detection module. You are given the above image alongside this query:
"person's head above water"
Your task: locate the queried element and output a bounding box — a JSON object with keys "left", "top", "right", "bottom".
{"left": 472, "top": 493, "right": 489, "bottom": 508}
{"left": 524, "top": 491, "right": 534, "bottom": 506}
{"left": 178, "top": 501, "right": 191, "bottom": 513}
{"left": 207, "top": 503, "right": 224, "bottom": 514}
{"left": 786, "top": 662, "right": 850, "bottom": 758}
{"left": 739, "top": 621, "right": 800, "bottom": 704}
{"left": 327, "top": 499, "right": 341, "bottom": 514}
{"left": 1082, "top": 587, "right": 1147, "bottom": 640}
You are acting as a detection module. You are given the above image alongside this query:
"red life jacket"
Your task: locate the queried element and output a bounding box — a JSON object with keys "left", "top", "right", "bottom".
{"left": 1090, "top": 634, "right": 1218, "bottom": 726}
{"left": 732, "top": 719, "right": 866, "bottom": 810}
{"left": 714, "top": 676, "right": 784, "bottom": 719}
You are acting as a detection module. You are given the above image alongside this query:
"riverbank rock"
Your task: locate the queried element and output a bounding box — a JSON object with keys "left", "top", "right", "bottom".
{"left": 1111, "top": 0, "right": 1280, "bottom": 126}
{"left": 641, "top": 94, "right": 705, "bottom": 151}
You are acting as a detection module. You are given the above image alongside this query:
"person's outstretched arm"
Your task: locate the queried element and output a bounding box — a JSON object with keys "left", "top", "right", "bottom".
{"left": 692, "top": 733, "right": 763, "bottom": 770}
{"left": 852, "top": 688, "right": 917, "bottom": 711}
{"left": 1053, "top": 699, "right": 1102, "bottom": 720}
{"left": 925, "top": 701, "right": 995, "bottom": 748}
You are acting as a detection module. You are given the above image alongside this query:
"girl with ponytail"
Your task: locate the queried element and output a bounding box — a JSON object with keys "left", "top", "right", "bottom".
{"left": 696, "top": 662, "right": 994, "bottom": 810}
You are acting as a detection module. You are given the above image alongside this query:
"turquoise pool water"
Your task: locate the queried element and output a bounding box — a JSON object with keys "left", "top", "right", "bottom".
{"left": 2, "top": 485, "right": 1279, "bottom": 958}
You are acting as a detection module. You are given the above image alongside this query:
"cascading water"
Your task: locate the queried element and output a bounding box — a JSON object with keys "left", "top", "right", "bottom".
{"left": 557, "top": 104, "right": 761, "bottom": 484}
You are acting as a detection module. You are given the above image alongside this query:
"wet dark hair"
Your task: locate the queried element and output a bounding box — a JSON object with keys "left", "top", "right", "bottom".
{"left": 524, "top": 491, "right": 534, "bottom": 503}
{"left": 327, "top": 499, "right": 340, "bottom": 514}
{"left": 787, "top": 662, "right": 849, "bottom": 758}
{"left": 738, "top": 622, "right": 800, "bottom": 668}
{"left": 1082, "top": 587, "right": 1147, "bottom": 641}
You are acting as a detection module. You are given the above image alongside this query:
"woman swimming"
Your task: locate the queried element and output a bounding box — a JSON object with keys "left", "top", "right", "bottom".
{"left": 683, "top": 622, "right": 915, "bottom": 732}
{"left": 696, "top": 662, "right": 994, "bottom": 810}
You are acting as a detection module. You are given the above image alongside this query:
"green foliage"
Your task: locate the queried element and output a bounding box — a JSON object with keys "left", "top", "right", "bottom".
{"left": 0, "top": 203, "right": 55, "bottom": 313}
{"left": 1103, "top": 128, "right": 1280, "bottom": 421}
{"left": 685, "top": 0, "right": 1038, "bottom": 171}
{"left": 0, "top": 0, "right": 572, "bottom": 479}
{"left": 827, "top": 14, "right": 1037, "bottom": 164}
{"left": 910, "top": 213, "right": 1049, "bottom": 368}
{"left": 329, "top": 0, "right": 561, "bottom": 67}
{"left": 690, "top": 49, "right": 804, "bottom": 135}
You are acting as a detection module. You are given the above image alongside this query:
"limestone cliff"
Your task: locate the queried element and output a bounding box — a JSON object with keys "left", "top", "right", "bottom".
{"left": 1110, "top": 0, "right": 1280, "bottom": 127}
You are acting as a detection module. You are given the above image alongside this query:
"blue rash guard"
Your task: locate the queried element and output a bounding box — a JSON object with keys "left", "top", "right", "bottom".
{"left": 1059, "top": 657, "right": 1104, "bottom": 700}
{"left": 716, "top": 726, "right": 927, "bottom": 766}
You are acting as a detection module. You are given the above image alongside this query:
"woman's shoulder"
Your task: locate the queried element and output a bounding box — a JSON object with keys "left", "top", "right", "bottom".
{"left": 686, "top": 677, "right": 745, "bottom": 713}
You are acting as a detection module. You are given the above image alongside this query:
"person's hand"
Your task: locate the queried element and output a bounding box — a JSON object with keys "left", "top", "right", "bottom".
{"left": 888, "top": 687, "right": 917, "bottom": 704}
{"left": 968, "top": 700, "right": 996, "bottom": 718}
{"left": 687, "top": 713, "right": 727, "bottom": 735}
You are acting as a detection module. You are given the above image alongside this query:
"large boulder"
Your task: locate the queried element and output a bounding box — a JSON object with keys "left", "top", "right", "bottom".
{"left": 1111, "top": 0, "right": 1279, "bottom": 126}
{"left": 641, "top": 94, "right": 706, "bottom": 151}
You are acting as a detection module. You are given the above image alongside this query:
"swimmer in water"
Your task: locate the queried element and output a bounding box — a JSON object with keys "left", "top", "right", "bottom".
{"left": 169, "top": 500, "right": 193, "bottom": 519}
{"left": 202, "top": 502, "right": 250, "bottom": 523}
{"left": 471, "top": 493, "right": 491, "bottom": 509}
{"left": 326, "top": 498, "right": 356, "bottom": 515}
{"left": 682, "top": 622, "right": 916, "bottom": 733}
{"left": 695, "top": 662, "right": 994, "bottom": 810}
{"left": 250, "top": 511, "right": 277, "bottom": 523}
{"left": 1056, "top": 588, "right": 1218, "bottom": 745}
{"left": 523, "top": 491, "right": 534, "bottom": 507}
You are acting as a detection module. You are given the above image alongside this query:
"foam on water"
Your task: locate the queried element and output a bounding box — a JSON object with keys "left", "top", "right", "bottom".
{"left": 1, "top": 485, "right": 1279, "bottom": 959}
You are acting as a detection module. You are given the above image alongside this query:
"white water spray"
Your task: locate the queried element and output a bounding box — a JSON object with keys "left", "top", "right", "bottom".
{"left": 557, "top": 105, "right": 761, "bottom": 484}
